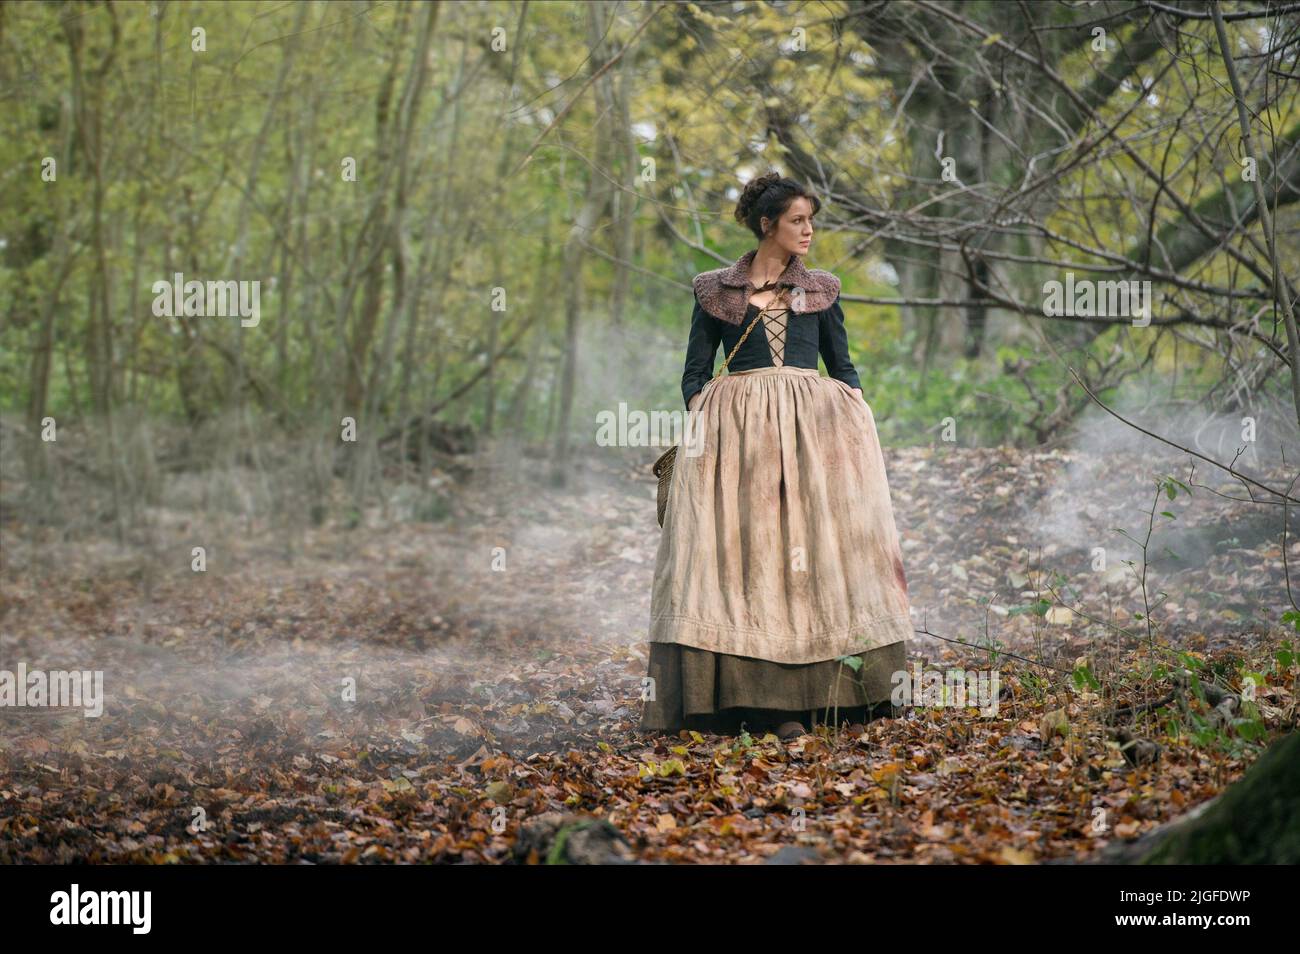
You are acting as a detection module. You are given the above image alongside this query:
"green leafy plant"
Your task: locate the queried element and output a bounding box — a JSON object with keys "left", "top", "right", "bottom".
{"left": 1072, "top": 663, "right": 1100, "bottom": 692}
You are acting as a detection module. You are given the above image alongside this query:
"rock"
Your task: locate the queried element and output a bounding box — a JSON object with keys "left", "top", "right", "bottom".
{"left": 511, "top": 812, "right": 637, "bottom": 865}
{"left": 1114, "top": 727, "right": 1162, "bottom": 767}
{"left": 765, "top": 845, "right": 823, "bottom": 865}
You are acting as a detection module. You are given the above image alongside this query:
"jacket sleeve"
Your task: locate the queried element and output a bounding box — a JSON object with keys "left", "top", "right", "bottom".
{"left": 818, "top": 296, "right": 861, "bottom": 390}
{"left": 681, "top": 294, "right": 722, "bottom": 410}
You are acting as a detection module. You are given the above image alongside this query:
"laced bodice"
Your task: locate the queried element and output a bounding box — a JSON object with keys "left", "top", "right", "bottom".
{"left": 745, "top": 300, "right": 790, "bottom": 366}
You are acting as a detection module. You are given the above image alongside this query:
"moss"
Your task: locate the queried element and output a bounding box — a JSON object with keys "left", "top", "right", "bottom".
{"left": 1140, "top": 731, "right": 1300, "bottom": 864}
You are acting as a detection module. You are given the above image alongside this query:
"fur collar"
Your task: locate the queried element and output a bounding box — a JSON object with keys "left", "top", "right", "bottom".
{"left": 692, "top": 248, "right": 840, "bottom": 325}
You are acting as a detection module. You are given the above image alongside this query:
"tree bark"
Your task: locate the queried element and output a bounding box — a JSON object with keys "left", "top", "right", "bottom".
{"left": 1091, "top": 731, "right": 1300, "bottom": 864}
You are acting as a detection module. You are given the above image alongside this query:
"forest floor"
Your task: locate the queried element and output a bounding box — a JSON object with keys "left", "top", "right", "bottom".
{"left": 1, "top": 437, "right": 1297, "bottom": 863}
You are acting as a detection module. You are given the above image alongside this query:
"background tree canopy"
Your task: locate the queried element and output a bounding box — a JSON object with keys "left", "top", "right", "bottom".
{"left": 3, "top": 1, "right": 1297, "bottom": 462}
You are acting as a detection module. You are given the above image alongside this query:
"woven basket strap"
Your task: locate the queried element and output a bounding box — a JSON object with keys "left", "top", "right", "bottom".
{"left": 714, "top": 285, "right": 789, "bottom": 379}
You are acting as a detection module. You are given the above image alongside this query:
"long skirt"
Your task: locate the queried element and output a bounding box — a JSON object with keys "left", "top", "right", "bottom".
{"left": 641, "top": 366, "right": 912, "bottom": 733}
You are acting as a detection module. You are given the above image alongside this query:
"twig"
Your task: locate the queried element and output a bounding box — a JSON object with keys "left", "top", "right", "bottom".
{"left": 912, "top": 624, "right": 1075, "bottom": 674}
{"left": 1067, "top": 366, "right": 1300, "bottom": 504}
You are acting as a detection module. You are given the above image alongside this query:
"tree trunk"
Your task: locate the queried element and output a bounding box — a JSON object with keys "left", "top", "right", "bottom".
{"left": 1092, "top": 732, "right": 1300, "bottom": 864}
{"left": 550, "top": 1, "right": 618, "bottom": 486}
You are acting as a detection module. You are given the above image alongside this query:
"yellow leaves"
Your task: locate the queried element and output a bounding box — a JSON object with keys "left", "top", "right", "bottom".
{"left": 999, "top": 845, "right": 1035, "bottom": 864}
{"left": 871, "top": 762, "right": 903, "bottom": 788}
{"left": 686, "top": 3, "right": 729, "bottom": 29}
{"left": 937, "top": 757, "right": 964, "bottom": 777}
{"left": 1040, "top": 708, "right": 1071, "bottom": 742}
{"left": 484, "top": 780, "right": 513, "bottom": 803}
{"left": 656, "top": 813, "right": 677, "bottom": 832}
{"left": 638, "top": 758, "right": 686, "bottom": 779}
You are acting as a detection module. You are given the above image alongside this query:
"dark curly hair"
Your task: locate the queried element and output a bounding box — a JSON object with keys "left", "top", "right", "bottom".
{"left": 733, "top": 171, "right": 821, "bottom": 241}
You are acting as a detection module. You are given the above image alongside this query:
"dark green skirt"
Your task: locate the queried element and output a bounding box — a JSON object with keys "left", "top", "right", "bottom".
{"left": 639, "top": 639, "right": 907, "bottom": 735}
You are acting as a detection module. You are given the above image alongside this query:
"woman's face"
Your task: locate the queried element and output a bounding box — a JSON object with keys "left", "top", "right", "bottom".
{"left": 763, "top": 196, "right": 815, "bottom": 257}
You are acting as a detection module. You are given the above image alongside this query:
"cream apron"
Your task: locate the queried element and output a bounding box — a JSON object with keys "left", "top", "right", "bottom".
{"left": 646, "top": 365, "right": 912, "bottom": 665}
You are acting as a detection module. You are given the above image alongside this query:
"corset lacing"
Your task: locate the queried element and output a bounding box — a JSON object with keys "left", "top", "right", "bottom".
{"left": 750, "top": 300, "right": 790, "bottom": 366}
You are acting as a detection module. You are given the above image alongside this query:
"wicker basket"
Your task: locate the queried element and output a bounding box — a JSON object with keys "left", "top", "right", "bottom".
{"left": 652, "top": 445, "right": 677, "bottom": 527}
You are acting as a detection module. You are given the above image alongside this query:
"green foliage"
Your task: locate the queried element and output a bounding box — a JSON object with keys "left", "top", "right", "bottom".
{"left": 1008, "top": 598, "right": 1051, "bottom": 618}
{"left": 1018, "top": 668, "right": 1050, "bottom": 703}
{"left": 860, "top": 336, "right": 1071, "bottom": 448}
{"left": 3, "top": 0, "right": 1297, "bottom": 457}
{"left": 1071, "top": 663, "right": 1100, "bottom": 692}
{"left": 1160, "top": 650, "right": 1269, "bottom": 758}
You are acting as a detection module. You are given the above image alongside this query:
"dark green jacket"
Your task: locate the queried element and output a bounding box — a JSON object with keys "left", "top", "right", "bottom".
{"left": 681, "top": 249, "right": 860, "bottom": 409}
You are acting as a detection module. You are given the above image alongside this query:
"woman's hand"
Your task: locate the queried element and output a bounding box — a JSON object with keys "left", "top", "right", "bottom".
{"left": 850, "top": 387, "right": 863, "bottom": 401}
{"left": 688, "top": 391, "right": 703, "bottom": 412}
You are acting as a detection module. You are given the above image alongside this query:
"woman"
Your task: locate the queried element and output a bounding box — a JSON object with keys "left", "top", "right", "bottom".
{"left": 640, "top": 172, "right": 912, "bottom": 741}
